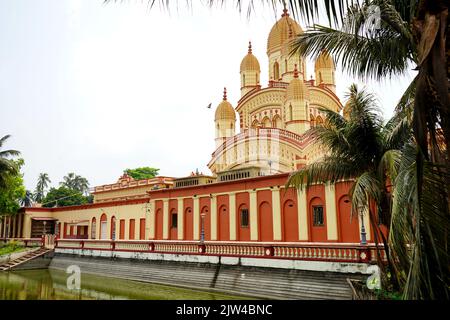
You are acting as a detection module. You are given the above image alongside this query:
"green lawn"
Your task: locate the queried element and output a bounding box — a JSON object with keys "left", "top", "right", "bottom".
{"left": 0, "top": 242, "right": 27, "bottom": 256}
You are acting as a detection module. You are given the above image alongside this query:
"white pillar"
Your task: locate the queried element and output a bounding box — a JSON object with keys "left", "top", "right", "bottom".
{"left": 229, "top": 193, "right": 237, "bottom": 240}
{"left": 325, "top": 183, "right": 338, "bottom": 240}
{"left": 272, "top": 188, "right": 282, "bottom": 240}
{"left": 177, "top": 198, "right": 184, "bottom": 240}
{"left": 249, "top": 190, "right": 258, "bottom": 241}
{"left": 193, "top": 197, "right": 200, "bottom": 240}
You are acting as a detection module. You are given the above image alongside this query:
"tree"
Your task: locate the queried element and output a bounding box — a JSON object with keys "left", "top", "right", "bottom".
{"left": 0, "top": 159, "right": 26, "bottom": 216}
{"left": 42, "top": 186, "right": 88, "bottom": 208}
{"left": 287, "top": 84, "right": 406, "bottom": 290}
{"left": 283, "top": 0, "right": 449, "bottom": 300}
{"left": 0, "top": 134, "right": 20, "bottom": 190}
{"left": 34, "top": 172, "right": 51, "bottom": 203}
{"left": 60, "top": 173, "right": 90, "bottom": 195}
{"left": 125, "top": 167, "right": 159, "bottom": 180}
{"left": 19, "top": 190, "right": 34, "bottom": 208}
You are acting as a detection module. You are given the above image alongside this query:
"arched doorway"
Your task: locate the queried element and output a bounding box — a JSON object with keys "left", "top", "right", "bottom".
{"left": 91, "top": 217, "right": 96, "bottom": 239}
{"left": 184, "top": 207, "right": 193, "bottom": 240}
{"left": 259, "top": 201, "right": 273, "bottom": 242}
{"left": 218, "top": 205, "right": 229, "bottom": 241}
{"left": 100, "top": 214, "right": 107, "bottom": 239}
{"left": 169, "top": 208, "right": 178, "bottom": 240}
{"left": 282, "top": 199, "right": 298, "bottom": 241}
{"left": 338, "top": 195, "right": 360, "bottom": 242}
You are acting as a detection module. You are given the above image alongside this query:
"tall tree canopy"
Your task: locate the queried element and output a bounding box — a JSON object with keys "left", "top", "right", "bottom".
{"left": 60, "top": 172, "right": 90, "bottom": 195}
{"left": 42, "top": 186, "right": 88, "bottom": 208}
{"left": 0, "top": 134, "right": 20, "bottom": 190}
{"left": 0, "top": 159, "right": 26, "bottom": 215}
{"left": 125, "top": 167, "right": 160, "bottom": 180}
{"left": 34, "top": 172, "right": 51, "bottom": 203}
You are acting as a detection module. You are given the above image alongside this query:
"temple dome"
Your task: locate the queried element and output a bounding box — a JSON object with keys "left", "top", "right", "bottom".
{"left": 240, "top": 42, "right": 261, "bottom": 72}
{"left": 286, "top": 65, "right": 309, "bottom": 101}
{"left": 267, "top": 9, "right": 302, "bottom": 55}
{"left": 215, "top": 88, "right": 236, "bottom": 121}
{"left": 315, "top": 50, "right": 335, "bottom": 70}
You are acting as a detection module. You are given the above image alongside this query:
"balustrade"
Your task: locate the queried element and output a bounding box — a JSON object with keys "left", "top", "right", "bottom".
{"left": 51, "top": 239, "right": 384, "bottom": 264}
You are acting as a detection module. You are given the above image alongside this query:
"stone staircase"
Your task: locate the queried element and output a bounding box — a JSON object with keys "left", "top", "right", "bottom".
{"left": 50, "top": 254, "right": 367, "bottom": 300}
{"left": 0, "top": 248, "right": 53, "bottom": 271}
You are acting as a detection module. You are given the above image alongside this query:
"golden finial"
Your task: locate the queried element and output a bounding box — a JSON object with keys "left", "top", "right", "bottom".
{"left": 248, "top": 41, "right": 252, "bottom": 54}
{"left": 294, "top": 64, "right": 299, "bottom": 78}
{"left": 223, "top": 87, "right": 227, "bottom": 101}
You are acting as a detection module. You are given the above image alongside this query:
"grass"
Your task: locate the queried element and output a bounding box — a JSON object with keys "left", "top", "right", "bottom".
{"left": 0, "top": 241, "right": 27, "bottom": 257}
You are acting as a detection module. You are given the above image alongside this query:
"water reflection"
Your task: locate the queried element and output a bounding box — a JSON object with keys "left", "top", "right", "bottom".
{"left": 0, "top": 269, "right": 251, "bottom": 300}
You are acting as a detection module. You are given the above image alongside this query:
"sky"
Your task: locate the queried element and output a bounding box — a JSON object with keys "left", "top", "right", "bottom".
{"left": 0, "top": 0, "right": 415, "bottom": 192}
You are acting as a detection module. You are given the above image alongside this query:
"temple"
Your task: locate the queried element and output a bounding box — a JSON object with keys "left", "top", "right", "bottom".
{"left": 1, "top": 9, "right": 377, "bottom": 253}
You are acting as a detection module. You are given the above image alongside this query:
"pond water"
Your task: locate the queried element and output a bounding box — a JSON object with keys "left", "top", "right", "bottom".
{"left": 0, "top": 269, "right": 253, "bottom": 300}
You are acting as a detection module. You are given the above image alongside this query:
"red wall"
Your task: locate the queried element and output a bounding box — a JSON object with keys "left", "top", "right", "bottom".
{"left": 236, "top": 192, "right": 250, "bottom": 241}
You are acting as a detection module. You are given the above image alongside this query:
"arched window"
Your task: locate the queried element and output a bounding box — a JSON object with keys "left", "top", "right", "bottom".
{"left": 289, "top": 104, "right": 293, "bottom": 121}
{"left": 262, "top": 117, "right": 271, "bottom": 128}
{"left": 251, "top": 119, "right": 259, "bottom": 128}
{"left": 310, "top": 114, "right": 316, "bottom": 127}
{"left": 100, "top": 214, "right": 107, "bottom": 239}
{"left": 316, "top": 116, "right": 324, "bottom": 126}
{"left": 273, "top": 62, "right": 280, "bottom": 80}
{"left": 91, "top": 217, "right": 96, "bottom": 239}
{"left": 284, "top": 59, "right": 288, "bottom": 73}
{"left": 272, "top": 115, "right": 282, "bottom": 128}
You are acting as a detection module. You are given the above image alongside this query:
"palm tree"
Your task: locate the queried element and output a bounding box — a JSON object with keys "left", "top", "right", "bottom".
{"left": 283, "top": 0, "right": 449, "bottom": 300}
{"left": 0, "top": 135, "right": 20, "bottom": 190}
{"left": 60, "top": 173, "right": 90, "bottom": 195}
{"left": 287, "top": 84, "right": 406, "bottom": 288}
{"left": 34, "top": 173, "right": 51, "bottom": 203}
{"left": 20, "top": 190, "right": 34, "bottom": 207}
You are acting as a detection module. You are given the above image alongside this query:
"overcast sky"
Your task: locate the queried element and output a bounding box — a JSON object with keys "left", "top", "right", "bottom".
{"left": 0, "top": 0, "right": 415, "bottom": 191}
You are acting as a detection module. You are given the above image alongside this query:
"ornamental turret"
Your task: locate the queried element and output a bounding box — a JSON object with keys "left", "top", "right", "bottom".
{"left": 240, "top": 42, "right": 261, "bottom": 97}
{"left": 284, "top": 65, "right": 310, "bottom": 135}
{"left": 214, "top": 88, "right": 236, "bottom": 148}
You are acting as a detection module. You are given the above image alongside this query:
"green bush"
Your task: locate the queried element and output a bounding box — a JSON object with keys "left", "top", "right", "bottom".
{"left": 0, "top": 240, "right": 25, "bottom": 256}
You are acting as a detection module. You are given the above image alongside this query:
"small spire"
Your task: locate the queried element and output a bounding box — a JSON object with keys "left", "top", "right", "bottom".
{"left": 294, "top": 64, "right": 299, "bottom": 78}
{"left": 223, "top": 87, "right": 227, "bottom": 101}
{"left": 281, "top": 2, "right": 289, "bottom": 17}
{"left": 248, "top": 41, "right": 252, "bottom": 54}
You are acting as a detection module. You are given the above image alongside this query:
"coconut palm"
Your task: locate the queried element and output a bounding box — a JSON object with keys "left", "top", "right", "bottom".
{"left": 19, "top": 190, "right": 34, "bottom": 207}
{"left": 60, "top": 173, "right": 90, "bottom": 195}
{"left": 287, "top": 84, "right": 407, "bottom": 288}
{"left": 34, "top": 172, "right": 51, "bottom": 203}
{"left": 0, "top": 135, "right": 20, "bottom": 190}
